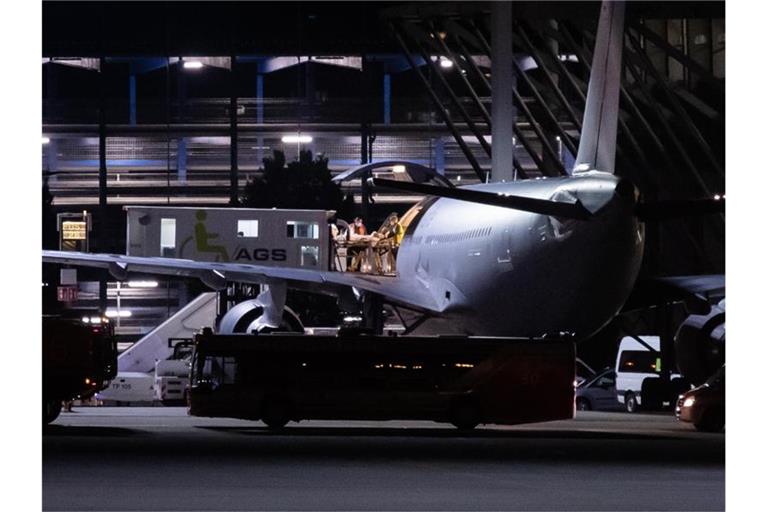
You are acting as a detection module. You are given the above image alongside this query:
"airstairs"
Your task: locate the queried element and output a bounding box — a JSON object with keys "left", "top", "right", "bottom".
{"left": 117, "top": 292, "right": 218, "bottom": 373}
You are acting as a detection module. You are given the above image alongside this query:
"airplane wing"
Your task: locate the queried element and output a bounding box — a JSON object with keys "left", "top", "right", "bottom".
{"left": 42, "top": 250, "right": 444, "bottom": 314}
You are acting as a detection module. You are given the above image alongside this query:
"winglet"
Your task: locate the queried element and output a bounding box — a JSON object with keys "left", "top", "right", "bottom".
{"left": 573, "top": 1, "right": 625, "bottom": 174}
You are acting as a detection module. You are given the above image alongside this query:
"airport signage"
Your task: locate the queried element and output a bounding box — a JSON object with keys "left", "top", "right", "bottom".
{"left": 62, "top": 221, "right": 87, "bottom": 240}
{"left": 57, "top": 285, "right": 78, "bottom": 302}
{"left": 234, "top": 248, "right": 288, "bottom": 262}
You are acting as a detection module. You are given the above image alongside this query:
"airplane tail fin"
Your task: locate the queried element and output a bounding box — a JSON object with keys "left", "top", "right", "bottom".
{"left": 573, "top": 1, "right": 625, "bottom": 175}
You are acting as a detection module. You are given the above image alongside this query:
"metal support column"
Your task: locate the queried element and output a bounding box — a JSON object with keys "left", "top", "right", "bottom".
{"left": 177, "top": 138, "right": 187, "bottom": 183}
{"left": 46, "top": 139, "right": 58, "bottom": 175}
{"left": 434, "top": 137, "right": 445, "bottom": 175}
{"left": 383, "top": 73, "right": 391, "bottom": 125}
{"left": 362, "top": 293, "right": 384, "bottom": 335}
{"left": 256, "top": 73, "right": 265, "bottom": 164}
{"left": 128, "top": 67, "right": 137, "bottom": 126}
{"left": 177, "top": 64, "right": 187, "bottom": 184}
{"left": 98, "top": 57, "right": 108, "bottom": 313}
{"left": 490, "top": 2, "right": 515, "bottom": 182}
{"left": 229, "top": 55, "right": 239, "bottom": 205}
{"left": 360, "top": 124, "right": 372, "bottom": 220}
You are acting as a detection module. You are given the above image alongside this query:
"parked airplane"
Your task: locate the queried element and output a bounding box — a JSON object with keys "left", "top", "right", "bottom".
{"left": 42, "top": 2, "right": 723, "bottom": 340}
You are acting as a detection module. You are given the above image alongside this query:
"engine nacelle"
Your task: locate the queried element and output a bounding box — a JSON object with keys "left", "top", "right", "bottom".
{"left": 218, "top": 300, "right": 303, "bottom": 334}
{"left": 674, "top": 305, "right": 725, "bottom": 386}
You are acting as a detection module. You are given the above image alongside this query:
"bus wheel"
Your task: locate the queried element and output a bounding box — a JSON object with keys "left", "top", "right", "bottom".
{"left": 261, "top": 398, "right": 291, "bottom": 430}
{"left": 625, "top": 393, "right": 639, "bottom": 413}
{"left": 44, "top": 399, "right": 62, "bottom": 424}
{"left": 450, "top": 400, "right": 480, "bottom": 431}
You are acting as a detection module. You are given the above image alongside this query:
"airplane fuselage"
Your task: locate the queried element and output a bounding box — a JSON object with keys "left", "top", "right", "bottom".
{"left": 396, "top": 171, "right": 644, "bottom": 339}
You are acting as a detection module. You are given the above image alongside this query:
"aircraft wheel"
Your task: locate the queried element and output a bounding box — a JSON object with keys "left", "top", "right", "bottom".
{"left": 44, "top": 399, "right": 62, "bottom": 424}
{"left": 625, "top": 393, "right": 639, "bottom": 413}
{"left": 576, "top": 398, "right": 591, "bottom": 411}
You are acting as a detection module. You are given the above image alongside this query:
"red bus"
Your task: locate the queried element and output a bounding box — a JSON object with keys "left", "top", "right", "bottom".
{"left": 189, "top": 330, "right": 575, "bottom": 429}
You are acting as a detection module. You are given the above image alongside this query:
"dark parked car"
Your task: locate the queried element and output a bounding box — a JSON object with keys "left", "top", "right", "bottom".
{"left": 576, "top": 369, "right": 622, "bottom": 411}
{"left": 676, "top": 365, "right": 725, "bottom": 432}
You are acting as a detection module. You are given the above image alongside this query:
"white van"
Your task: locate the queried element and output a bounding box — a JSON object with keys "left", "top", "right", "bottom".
{"left": 615, "top": 336, "right": 678, "bottom": 412}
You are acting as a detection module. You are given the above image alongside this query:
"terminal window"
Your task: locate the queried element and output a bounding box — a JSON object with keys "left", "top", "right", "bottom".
{"left": 287, "top": 221, "right": 319, "bottom": 239}
{"left": 160, "top": 218, "right": 176, "bottom": 257}
{"left": 237, "top": 220, "right": 259, "bottom": 238}
{"left": 301, "top": 245, "right": 320, "bottom": 266}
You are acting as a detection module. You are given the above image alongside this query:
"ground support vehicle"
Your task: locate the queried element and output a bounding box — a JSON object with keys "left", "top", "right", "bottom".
{"left": 43, "top": 315, "right": 117, "bottom": 423}
{"left": 676, "top": 365, "right": 725, "bottom": 432}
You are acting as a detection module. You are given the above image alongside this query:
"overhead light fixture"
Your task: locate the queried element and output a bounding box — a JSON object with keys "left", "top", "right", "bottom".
{"left": 105, "top": 309, "right": 132, "bottom": 318}
{"left": 127, "top": 280, "right": 159, "bottom": 288}
{"left": 42, "top": 137, "right": 50, "bottom": 144}
{"left": 392, "top": 165, "right": 406, "bottom": 173}
{"left": 439, "top": 57, "right": 453, "bottom": 69}
{"left": 183, "top": 60, "right": 204, "bottom": 70}
{"left": 281, "top": 134, "right": 313, "bottom": 144}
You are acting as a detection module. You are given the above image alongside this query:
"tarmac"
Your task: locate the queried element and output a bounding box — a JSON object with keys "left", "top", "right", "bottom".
{"left": 43, "top": 407, "right": 724, "bottom": 511}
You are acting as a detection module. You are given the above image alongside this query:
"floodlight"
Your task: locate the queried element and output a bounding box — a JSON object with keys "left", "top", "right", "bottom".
{"left": 127, "top": 280, "right": 159, "bottom": 288}
{"left": 183, "top": 60, "right": 204, "bottom": 70}
{"left": 105, "top": 309, "right": 132, "bottom": 318}
{"left": 282, "top": 134, "right": 313, "bottom": 144}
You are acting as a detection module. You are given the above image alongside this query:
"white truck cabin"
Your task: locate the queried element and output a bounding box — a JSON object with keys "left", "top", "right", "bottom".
{"left": 125, "top": 206, "right": 334, "bottom": 270}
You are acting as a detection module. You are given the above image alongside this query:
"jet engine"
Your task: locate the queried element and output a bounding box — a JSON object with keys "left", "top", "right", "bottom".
{"left": 218, "top": 300, "right": 303, "bottom": 334}
{"left": 674, "top": 302, "right": 725, "bottom": 386}
{"left": 217, "top": 284, "right": 303, "bottom": 334}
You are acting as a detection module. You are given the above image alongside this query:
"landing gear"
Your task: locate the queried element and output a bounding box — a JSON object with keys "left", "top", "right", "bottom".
{"left": 576, "top": 397, "right": 591, "bottom": 411}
